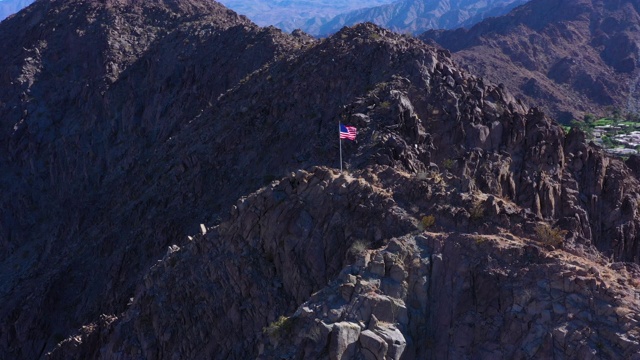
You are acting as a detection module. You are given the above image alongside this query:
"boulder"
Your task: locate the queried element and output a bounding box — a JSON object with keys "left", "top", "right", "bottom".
{"left": 330, "top": 322, "right": 361, "bottom": 360}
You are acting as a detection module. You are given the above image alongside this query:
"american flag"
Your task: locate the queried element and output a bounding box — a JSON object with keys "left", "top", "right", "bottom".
{"left": 339, "top": 124, "right": 357, "bottom": 140}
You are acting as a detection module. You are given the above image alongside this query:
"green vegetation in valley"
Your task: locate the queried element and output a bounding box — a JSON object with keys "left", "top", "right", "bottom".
{"left": 568, "top": 110, "right": 640, "bottom": 156}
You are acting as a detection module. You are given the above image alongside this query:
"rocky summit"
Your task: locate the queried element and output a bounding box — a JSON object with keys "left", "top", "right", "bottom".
{"left": 0, "top": 0, "right": 639, "bottom": 359}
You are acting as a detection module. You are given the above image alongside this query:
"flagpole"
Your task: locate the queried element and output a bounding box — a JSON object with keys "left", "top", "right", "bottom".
{"left": 339, "top": 122, "right": 343, "bottom": 173}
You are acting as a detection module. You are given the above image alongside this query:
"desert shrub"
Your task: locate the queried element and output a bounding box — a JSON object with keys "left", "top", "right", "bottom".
{"left": 420, "top": 215, "right": 435, "bottom": 229}
{"left": 534, "top": 223, "right": 567, "bottom": 247}
{"left": 369, "top": 33, "right": 382, "bottom": 41}
{"left": 469, "top": 201, "right": 484, "bottom": 220}
{"left": 348, "top": 239, "right": 368, "bottom": 257}
{"left": 263, "top": 316, "right": 293, "bottom": 338}
{"left": 442, "top": 158, "right": 455, "bottom": 170}
{"left": 472, "top": 235, "right": 487, "bottom": 244}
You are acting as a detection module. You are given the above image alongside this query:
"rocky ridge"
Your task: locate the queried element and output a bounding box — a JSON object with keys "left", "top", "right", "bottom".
{"left": 422, "top": 0, "right": 640, "bottom": 122}
{"left": 0, "top": 0, "right": 639, "bottom": 359}
{"left": 50, "top": 167, "right": 640, "bottom": 359}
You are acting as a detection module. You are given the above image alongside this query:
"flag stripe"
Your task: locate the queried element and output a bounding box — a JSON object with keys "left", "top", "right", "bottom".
{"left": 339, "top": 124, "right": 357, "bottom": 140}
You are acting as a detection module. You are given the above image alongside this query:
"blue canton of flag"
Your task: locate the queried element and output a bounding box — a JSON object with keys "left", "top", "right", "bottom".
{"left": 339, "top": 124, "right": 357, "bottom": 140}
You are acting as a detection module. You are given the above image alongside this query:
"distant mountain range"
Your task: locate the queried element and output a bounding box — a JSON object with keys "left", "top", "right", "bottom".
{"left": 2, "top": 0, "right": 525, "bottom": 36}
{"left": 218, "top": 0, "right": 531, "bottom": 35}
{"left": 217, "top": 0, "right": 397, "bottom": 32}
{"left": 307, "top": 0, "right": 529, "bottom": 36}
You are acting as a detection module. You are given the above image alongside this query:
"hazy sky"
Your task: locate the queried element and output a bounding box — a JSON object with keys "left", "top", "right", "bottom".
{"left": 1, "top": 0, "right": 398, "bottom": 24}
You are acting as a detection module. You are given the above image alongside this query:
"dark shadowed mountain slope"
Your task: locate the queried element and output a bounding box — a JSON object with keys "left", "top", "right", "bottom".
{"left": 309, "top": 0, "right": 529, "bottom": 36}
{"left": 0, "top": 0, "right": 639, "bottom": 359}
{"left": 0, "top": 0, "right": 307, "bottom": 358}
{"left": 422, "top": 0, "right": 640, "bottom": 122}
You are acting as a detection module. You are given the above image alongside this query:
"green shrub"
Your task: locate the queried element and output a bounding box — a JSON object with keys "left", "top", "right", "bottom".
{"left": 442, "top": 158, "right": 455, "bottom": 170}
{"left": 534, "top": 223, "right": 567, "bottom": 247}
{"left": 601, "top": 135, "right": 615, "bottom": 148}
{"left": 570, "top": 119, "right": 593, "bottom": 137}
{"left": 469, "top": 201, "right": 484, "bottom": 220}
{"left": 420, "top": 215, "right": 435, "bottom": 229}
{"left": 263, "top": 316, "right": 293, "bottom": 338}
{"left": 472, "top": 235, "right": 487, "bottom": 244}
{"left": 348, "top": 240, "right": 368, "bottom": 257}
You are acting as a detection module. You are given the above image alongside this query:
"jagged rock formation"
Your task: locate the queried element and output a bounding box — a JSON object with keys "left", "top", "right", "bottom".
{"left": 421, "top": 0, "right": 640, "bottom": 122}
{"left": 48, "top": 168, "right": 640, "bottom": 359}
{"left": 0, "top": 0, "right": 639, "bottom": 359}
{"left": 310, "top": 0, "right": 529, "bottom": 37}
{"left": 272, "top": 229, "right": 640, "bottom": 359}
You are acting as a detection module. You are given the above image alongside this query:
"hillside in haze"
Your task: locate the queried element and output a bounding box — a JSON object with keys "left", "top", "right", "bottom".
{"left": 308, "top": 0, "right": 529, "bottom": 36}
{"left": 217, "top": 0, "right": 397, "bottom": 33}
{"left": 1, "top": 0, "right": 530, "bottom": 36}
{"left": 1, "top": 0, "right": 639, "bottom": 359}
{"left": 422, "top": 0, "right": 640, "bottom": 122}
{"left": 0, "top": 0, "right": 32, "bottom": 20}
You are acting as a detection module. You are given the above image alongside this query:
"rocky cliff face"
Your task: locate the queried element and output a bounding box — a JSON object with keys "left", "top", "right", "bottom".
{"left": 1, "top": 0, "right": 639, "bottom": 359}
{"left": 422, "top": 0, "right": 640, "bottom": 121}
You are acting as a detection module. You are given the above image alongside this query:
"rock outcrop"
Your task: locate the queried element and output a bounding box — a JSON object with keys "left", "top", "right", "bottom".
{"left": 262, "top": 230, "right": 640, "bottom": 359}
{"left": 0, "top": 0, "right": 639, "bottom": 359}
{"left": 48, "top": 167, "right": 640, "bottom": 359}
